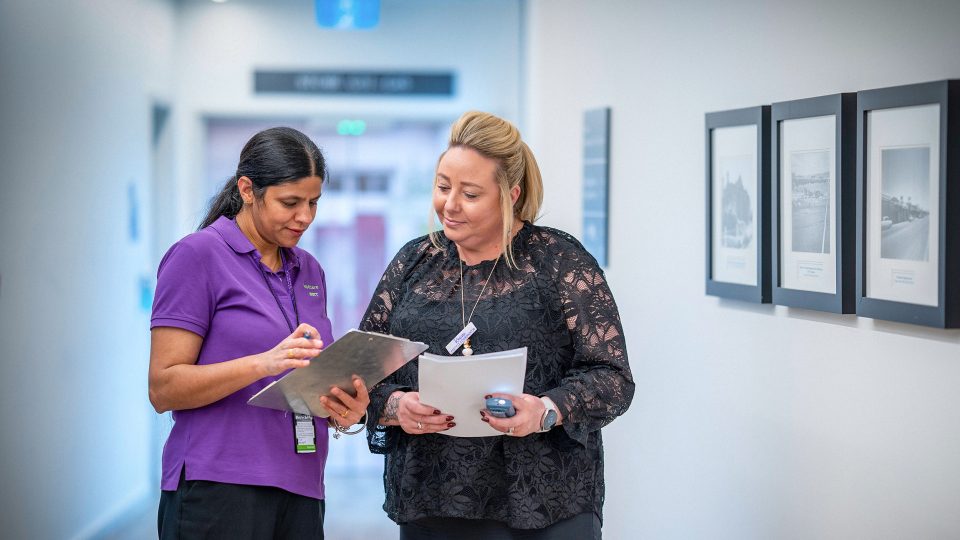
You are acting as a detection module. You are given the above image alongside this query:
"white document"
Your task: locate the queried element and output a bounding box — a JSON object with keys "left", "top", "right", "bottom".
{"left": 418, "top": 347, "right": 527, "bottom": 437}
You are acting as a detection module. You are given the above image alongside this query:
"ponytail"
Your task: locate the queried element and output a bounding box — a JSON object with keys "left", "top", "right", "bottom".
{"left": 514, "top": 142, "right": 543, "bottom": 223}
{"left": 198, "top": 176, "right": 244, "bottom": 230}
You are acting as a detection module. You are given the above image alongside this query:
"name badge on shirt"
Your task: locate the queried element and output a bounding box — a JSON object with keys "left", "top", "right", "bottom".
{"left": 293, "top": 413, "right": 316, "bottom": 454}
{"left": 445, "top": 321, "right": 477, "bottom": 354}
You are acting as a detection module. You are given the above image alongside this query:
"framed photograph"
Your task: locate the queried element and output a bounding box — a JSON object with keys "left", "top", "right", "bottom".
{"left": 856, "top": 79, "right": 960, "bottom": 327}
{"left": 771, "top": 94, "right": 856, "bottom": 313}
{"left": 705, "top": 106, "right": 771, "bottom": 302}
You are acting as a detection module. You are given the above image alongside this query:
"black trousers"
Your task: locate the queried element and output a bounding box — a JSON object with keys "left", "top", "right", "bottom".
{"left": 158, "top": 472, "right": 324, "bottom": 539}
{"left": 399, "top": 512, "right": 601, "bottom": 540}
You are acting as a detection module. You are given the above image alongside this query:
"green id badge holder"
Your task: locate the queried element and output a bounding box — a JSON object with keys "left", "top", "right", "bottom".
{"left": 293, "top": 413, "right": 316, "bottom": 454}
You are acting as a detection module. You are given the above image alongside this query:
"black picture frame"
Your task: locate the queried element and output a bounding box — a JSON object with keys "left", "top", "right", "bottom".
{"left": 705, "top": 106, "right": 771, "bottom": 303}
{"left": 856, "top": 79, "right": 960, "bottom": 327}
{"left": 771, "top": 94, "right": 856, "bottom": 313}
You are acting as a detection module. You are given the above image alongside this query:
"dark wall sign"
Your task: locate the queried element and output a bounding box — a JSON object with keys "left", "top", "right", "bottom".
{"left": 582, "top": 107, "right": 611, "bottom": 267}
{"left": 254, "top": 70, "right": 454, "bottom": 96}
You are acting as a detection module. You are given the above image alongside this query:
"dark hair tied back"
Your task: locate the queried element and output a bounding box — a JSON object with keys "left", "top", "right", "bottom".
{"left": 199, "top": 127, "right": 326, "bottom": 230}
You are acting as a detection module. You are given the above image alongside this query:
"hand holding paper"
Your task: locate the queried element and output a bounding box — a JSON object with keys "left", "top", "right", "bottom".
{"left": 418, "top": 347, "right": 527, "bottom": 437}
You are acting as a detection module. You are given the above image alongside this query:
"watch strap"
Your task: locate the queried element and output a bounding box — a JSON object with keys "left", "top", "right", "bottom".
{"left": 537, "top": 396, "right": 558, "bottom": 433}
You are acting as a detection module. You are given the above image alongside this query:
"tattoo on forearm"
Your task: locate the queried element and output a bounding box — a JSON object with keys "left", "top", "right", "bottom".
{"left": 382, "top": 393, "right": 401, "bottom": 422}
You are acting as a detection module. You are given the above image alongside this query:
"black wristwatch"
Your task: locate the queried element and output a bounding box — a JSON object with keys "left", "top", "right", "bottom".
{"left": 538, "top": 397, "right": 559, "bottom": 433}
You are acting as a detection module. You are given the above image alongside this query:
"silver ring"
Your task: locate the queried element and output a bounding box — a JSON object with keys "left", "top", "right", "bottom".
{"left": 507, "top": 427, "right": 514, "bottom": 435}
{"left": 417, "top": 421, "right": 423, "bottom": 430}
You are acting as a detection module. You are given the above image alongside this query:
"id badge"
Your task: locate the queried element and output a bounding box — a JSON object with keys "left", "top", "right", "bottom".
{"left": 445, "top": 321, "right": 477, "bottom": 354}
{"left": 293, "top": 413, "right": 316, "bottom": 454}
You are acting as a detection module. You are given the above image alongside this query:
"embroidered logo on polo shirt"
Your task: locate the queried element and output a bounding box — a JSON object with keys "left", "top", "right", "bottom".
{"left": 303, "top": 283, "right": 320, "bottom": 297}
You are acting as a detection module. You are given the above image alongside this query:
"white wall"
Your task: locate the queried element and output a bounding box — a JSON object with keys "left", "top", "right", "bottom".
{"left": 0, "top": 1, "right": 176, "bottom": 538}
{"left": 524, "top": 1, "right": 960, "bottom": 538}
{"left": 170, "top": 0, "right": 523, "bottom": 237}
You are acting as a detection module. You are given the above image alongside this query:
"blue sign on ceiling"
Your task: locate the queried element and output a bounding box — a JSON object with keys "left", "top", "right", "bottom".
{"left": 316, "top": 0, "right": 380, "bottom": 29}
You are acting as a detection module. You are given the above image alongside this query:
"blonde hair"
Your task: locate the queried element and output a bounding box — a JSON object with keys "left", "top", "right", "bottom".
{"left": 429, "top": 111, "right": 544, "bottom": 268}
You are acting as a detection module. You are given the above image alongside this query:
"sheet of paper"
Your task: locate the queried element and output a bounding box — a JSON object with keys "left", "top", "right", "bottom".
{"left": 248, "top": 330, "right": 428, "bottom": 417}
{"left": 418, "top": 347, "right": 527, "bottom": 437}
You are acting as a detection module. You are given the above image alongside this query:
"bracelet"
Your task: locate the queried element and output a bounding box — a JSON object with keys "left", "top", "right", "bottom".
{"left": 330, "top": 415, "right": 366, "bottom": 439}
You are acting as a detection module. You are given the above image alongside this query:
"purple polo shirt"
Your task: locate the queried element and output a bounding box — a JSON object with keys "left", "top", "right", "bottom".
{"left": 151, "top": 216, "right": 333, "bottom": 499}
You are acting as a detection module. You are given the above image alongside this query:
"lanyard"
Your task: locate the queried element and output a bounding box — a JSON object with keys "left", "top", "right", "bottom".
{"left": 255, "top": 250, "right": 300, "bottom": 334}
{"left": 255, "top": 251, "right": 314, "bottom": 453}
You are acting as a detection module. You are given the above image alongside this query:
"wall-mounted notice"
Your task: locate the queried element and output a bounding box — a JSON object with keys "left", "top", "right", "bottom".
{"left": 255, "top": 70, "right": 454, "bottom": 96}
{"left": 582, "top": 107, "right": 611, "bottom": 267}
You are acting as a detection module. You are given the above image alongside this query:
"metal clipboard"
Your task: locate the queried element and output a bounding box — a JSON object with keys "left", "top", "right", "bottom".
{"left": 247, "top": 329, "right": 428, "bottom": 417}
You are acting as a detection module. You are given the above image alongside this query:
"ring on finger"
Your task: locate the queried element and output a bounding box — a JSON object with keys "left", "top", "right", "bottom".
{"left": 340, "top": 410, "right": 348, "bottom": 418}
{"left": 286, "top": 349, "right": 294, "bottom": 359}
{"left": 417, "top": 421, "right": 423, "bottom": 430}
{"left": 507, "top": 427, "right": 514, "bottom": 435}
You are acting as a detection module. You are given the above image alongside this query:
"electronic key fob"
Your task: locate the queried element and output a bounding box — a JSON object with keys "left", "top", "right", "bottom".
{"left": 485, "top": 397, "right": 516, "bottom": 418}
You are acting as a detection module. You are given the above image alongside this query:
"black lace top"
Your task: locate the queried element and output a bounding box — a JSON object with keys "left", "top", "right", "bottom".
{"left": 360, "top": 221, "right": 634, "bottom": 529}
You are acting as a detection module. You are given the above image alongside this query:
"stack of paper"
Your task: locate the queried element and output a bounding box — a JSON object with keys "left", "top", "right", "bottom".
{"left": 418, "top": 347, "right": 527, "bottom": 437}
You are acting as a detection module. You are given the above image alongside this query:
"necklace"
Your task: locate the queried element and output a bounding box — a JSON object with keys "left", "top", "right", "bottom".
{"left": 458, "top": 255, "right": 499, "bottom": 356}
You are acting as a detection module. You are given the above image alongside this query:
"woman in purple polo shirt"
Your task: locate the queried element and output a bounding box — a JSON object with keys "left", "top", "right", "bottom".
{"left": 149, "top": 127, "right": 368, "bottom": 538}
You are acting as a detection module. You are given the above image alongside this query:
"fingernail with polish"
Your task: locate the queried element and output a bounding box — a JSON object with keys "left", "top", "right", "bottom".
{"left": 446, "top": 416, "right": 454, "bottom": 421}
{"left": 447, "top": 422, "right": 455, "bottom": 428}
{"left": 484, "top": 395, "right": 492, "bottom": 399}
{"left": 433, "top": 409, "right": 441, "bottom": 415}
{"left": 482, "top": 418, "right": 489, "bottom": 423}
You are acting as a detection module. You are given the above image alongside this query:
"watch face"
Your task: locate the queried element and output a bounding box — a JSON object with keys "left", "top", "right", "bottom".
{"left": 542, "top": 409, "right": 558, "bottom": 430}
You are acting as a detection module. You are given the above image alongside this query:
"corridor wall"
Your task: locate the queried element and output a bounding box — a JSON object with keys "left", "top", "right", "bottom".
{"left": 0, "top": 1, "right": 176, "bottom": 538}
{"left": 523, "top": 1, "right": 960, "bottom": 538}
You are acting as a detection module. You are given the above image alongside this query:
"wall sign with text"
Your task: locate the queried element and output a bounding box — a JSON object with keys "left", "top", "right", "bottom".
{"left": 582, "top": 107, "right": 611, "bottom": 267}
{"left": 254, "top": 70, "right": 454, "bottom": 96}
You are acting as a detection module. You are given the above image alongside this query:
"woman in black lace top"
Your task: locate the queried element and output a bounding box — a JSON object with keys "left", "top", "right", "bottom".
{"left": 360, "top": 111, "right": 633, "bottom": 539}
